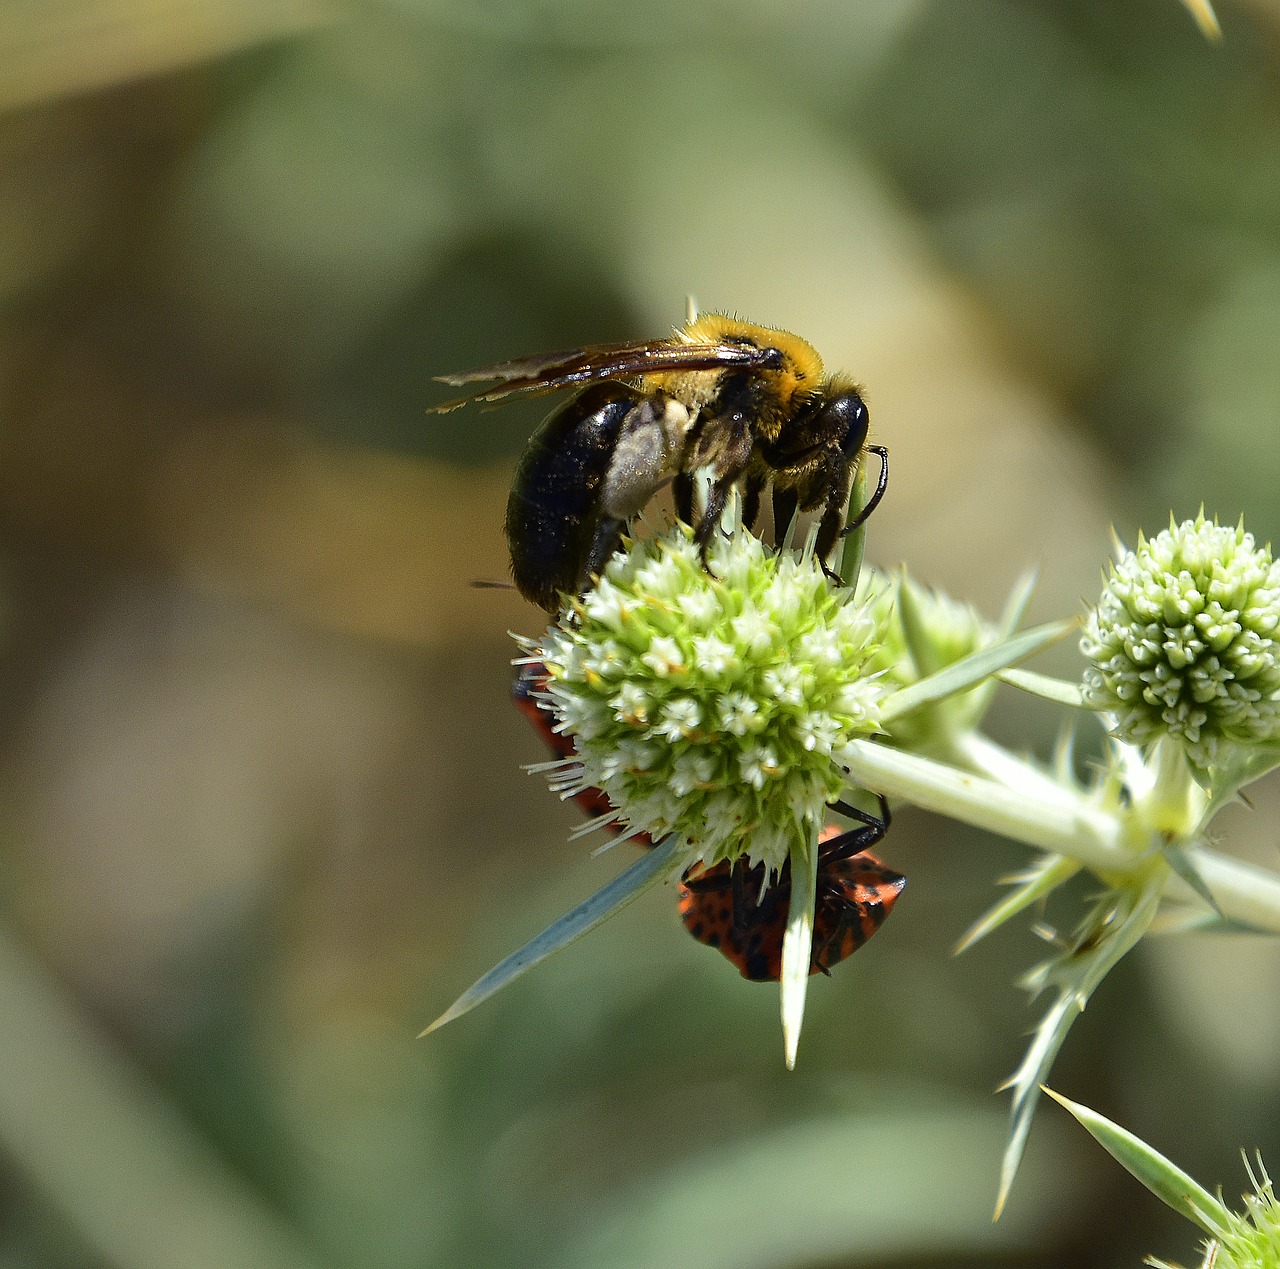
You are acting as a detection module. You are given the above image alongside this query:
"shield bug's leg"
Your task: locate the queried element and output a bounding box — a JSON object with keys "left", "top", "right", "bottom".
{"left": 822, "top": 794, "right": 891, "bottom": 863}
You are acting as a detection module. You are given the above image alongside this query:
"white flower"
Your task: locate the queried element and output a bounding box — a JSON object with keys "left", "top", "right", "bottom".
{"left": 530, "top": 519, "right": 887, "bottom": 873}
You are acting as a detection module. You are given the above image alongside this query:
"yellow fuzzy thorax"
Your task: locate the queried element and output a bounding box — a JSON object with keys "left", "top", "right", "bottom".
{"left": 639, "top": 314, "right": 825, "bottom": 421}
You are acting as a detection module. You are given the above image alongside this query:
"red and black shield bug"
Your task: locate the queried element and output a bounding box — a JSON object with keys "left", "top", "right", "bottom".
{"left": 513, "top": 662, "right": 902, "bottom": 980}
{"left": 511, "top": 661, "right": 568, "bottom": 758}
{"left": 677, "top": 799, "right": 905, "bottom": 982}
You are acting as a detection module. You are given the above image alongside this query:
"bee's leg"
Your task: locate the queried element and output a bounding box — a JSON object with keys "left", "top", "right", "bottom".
{"left": 602, "top": 393, "right": 692, "bottom": 522}
{"left": 742, "top": 475, "right": 764, "bottom": 537}
{"left": 771, "top": 485, "right": 800, "bottom": 551}
{"left": 811, "top": 462, "right": 851, "bottom": 583}
{"left": 576, "top": 516, "right": 627, "bottom": 594}
{"left": 693, "top": 480, "right": 735, "bottom": 573}
{"left": 840, "top": 445, "right": 889, "bottom": 537}
{"left": 692, "top": 423, "right": 753, "bottom": 568}
{"left": 673, "top": 473, "right": 695, "bottom": 527}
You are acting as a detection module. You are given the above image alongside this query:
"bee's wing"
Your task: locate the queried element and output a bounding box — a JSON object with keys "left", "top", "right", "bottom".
{"left": 427, "top": 338, "right": 783, "bottom": 413}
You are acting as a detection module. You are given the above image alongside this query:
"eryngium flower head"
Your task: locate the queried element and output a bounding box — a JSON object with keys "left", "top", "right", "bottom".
{"left": 1081, "top": 514, "right": 1280, "bottom": 767}
{"left": 528, "top": 520, "right": 886, "bottom": 875}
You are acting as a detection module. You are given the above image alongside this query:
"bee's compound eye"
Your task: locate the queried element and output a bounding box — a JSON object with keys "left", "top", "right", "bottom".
{"left": 820, "top": 392, "right": 869, "bottom": 457}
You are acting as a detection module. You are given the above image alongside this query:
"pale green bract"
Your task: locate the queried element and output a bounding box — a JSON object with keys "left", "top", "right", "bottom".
{"left": 1081, "top": 514, "right": 1280, "bottom": 768}
{"left": 1048, "top": 1089, "right": 1280, "bottom": 1269}
{"left": 528, "top": 520, "right": 886, "bottom": 876}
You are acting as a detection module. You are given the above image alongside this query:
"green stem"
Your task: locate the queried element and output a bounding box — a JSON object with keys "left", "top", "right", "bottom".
{"left": 845, "top": 739, "right": 1127, "bottom": 866}
{"left": 951, "top": 732, "right": 1083, "bottom": 809}
{"left": 1185, "top": 846, "right": 1280, "bottom": 934}
{"left": 1142, "top": 737, "right": 1198, "bottom": 836}
{"left": 843, "top": 738, "right": 1280, "bottom": 934}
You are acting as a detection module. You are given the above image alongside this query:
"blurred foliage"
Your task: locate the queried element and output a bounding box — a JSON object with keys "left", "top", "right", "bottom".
{"left": 0, "top": 0, "right": 1278, "bottom": 1266}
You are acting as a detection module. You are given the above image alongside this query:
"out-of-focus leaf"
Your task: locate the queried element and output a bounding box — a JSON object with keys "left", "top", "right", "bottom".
{"left": 1179, "top": 0, "right": 1221, "bottom": 40}
{"left": 0, "top": 0, "right": 335, "bottom": 111}
{"left": 556, "top": 1099, "right": 1090, "bottom": 1269}
{"left": 0, "top": 923, "right": 324, "bottom": 1269}
{"left": 954, "top": 854, "right": 1081, "bottom": 954}
{"left": 997, "top": 569, "right": 1037, "bottom": 636}
{"left": 996, "top": 667, "right": 1087, "bottom": 708}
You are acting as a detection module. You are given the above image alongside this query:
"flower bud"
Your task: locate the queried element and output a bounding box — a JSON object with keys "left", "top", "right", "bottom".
{"left": 1081, "top": 514, "right": 1280, "bottom": 767}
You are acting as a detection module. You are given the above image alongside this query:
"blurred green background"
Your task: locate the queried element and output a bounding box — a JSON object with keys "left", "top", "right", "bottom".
{"left": 1, "top": 0, "right": 1279, "bottom": 1265}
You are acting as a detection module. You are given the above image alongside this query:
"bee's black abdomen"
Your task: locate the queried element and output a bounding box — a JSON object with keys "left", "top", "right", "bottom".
{"left": 505, "top": 382, "right": 642, "bottom": 611}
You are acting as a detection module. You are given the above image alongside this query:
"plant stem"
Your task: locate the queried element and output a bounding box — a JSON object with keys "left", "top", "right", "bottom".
{"left": 952, "top": 732, "right": 1082, "bottom": 809}
{"left": 1142, "top": 737, "right": 1199, "bottom": 836}
{"left": 1184, "top": 847, "right": 1280, "bottom": 934}
{"left": 843, "top": 738, "right": 1280, "bottom": 934}
{"left": 845, "top": 739, "right": 1126, "bottom": 865}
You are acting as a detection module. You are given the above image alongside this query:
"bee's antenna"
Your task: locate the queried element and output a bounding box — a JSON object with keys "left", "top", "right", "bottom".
{"left": 470, "top": 579, "right": 515, "bottom": 592}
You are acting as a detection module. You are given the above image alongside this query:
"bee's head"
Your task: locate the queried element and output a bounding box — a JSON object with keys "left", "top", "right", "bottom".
{"left": 815, "top": 384, "right": 869, "bottom": 457}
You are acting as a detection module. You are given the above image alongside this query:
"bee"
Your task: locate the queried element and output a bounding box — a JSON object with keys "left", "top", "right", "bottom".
{"left": 430, "top": 311, "right": 888, "bottom": 612}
